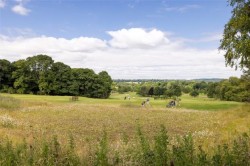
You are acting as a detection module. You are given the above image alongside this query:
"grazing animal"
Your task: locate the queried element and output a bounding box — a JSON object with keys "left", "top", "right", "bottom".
{"left": 141, "top": 101, "right": 146, "bottom": 107}
{"left": 167, "top": 100, "right": 176, "bottom": 108}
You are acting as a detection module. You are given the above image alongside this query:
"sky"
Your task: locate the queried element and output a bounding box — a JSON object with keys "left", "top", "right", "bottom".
{"left": 0, "top": 0, "right": 243, "bottom": 79}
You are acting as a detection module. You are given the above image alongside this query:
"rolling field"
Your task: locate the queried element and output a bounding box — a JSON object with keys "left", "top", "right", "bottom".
{"left": 0, "top": 94, "right": 250, "bottom": 145}
{"left": 0, "top": 93, "right": 249, "bottom": 164}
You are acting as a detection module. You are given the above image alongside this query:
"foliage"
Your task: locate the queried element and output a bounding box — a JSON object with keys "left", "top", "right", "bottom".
{"left": 219, "top": 0, "right": 250, "bottom": 73}
{"left": 0, "top": 127, "right": 249, "bottom": 165}
{"left": 0, "top": 59, "right": 13, "bottom": 92}
{"left": 190, "top": 90, "right": 199, "bottom": 97}
{"left": 0, "top": 55, "right": 112, "bottom": 99}
{"left": 207, "top": 77, "right": 250, "bottom": 102}
{"left": 117, "top": 83, "right": 132, "bottom": 93}
{"left": 165, "top": 82, "right": 182, "bottom": 98}
{"left": 95, "top": 131, "right": 109, "bottom": 166}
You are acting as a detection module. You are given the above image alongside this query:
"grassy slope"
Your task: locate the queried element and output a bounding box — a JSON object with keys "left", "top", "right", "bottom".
{"left": 0, "top": 93, "right": 249, "bottom": 153}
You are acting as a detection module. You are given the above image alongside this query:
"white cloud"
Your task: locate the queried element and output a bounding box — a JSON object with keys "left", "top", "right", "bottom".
{"left": 165, "top": 4, "right": 200, "bottom": 13}
{"left": 108, "top": 28, "right": 169, "bottom": 49}
{"left": 12, "top": 4, "right": 30, "bottom": 15}
{"left": 0, "top": 28, "right": 242, "bottom": 79}
{"left": 0, "top": 0, "right": 5, "bottom": 8}
{"left": 200, "top": 33, "right": 222, "bottom": 42}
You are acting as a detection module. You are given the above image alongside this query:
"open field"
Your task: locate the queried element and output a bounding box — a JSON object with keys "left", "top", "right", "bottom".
{"left": 0, "top": 93, "right": 249, "bottom": 164}
{"left": 0, "top": 93, "right": 249, "bottom": 141}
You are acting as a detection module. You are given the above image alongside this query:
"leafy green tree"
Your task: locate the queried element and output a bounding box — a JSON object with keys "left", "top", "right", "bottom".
{"left": 219, "top": 0, "right": 250, "bottom": 73}
{"left": 70, "top": 68, "right": 96, "bottom": 96}
{"left": 12, "top": 59, "right": 34, "bottom": 94}
{"left": 207, "top": 82, "right": 219, "bottom": 98}
{"left": 117, "top": 84, "right": 132, "bottom": 93}
{"left": 47, "top": 62, "right": 71, "bottom": 95}
{"left": 193, "top": 81, "right": 208, "bottom": 93}
{"left": 97, "top": 71, "right": 113, "bottom": 98}
{"left": 190, "top": 90, "right": 199, "bottom": 97}
{"left": 165, "top": 82, "right": 182, "bottom": 98}
{"left": 138, "top": 86, "right": 150, "bottom": 97}
{"left": 148, "top": 87, "right": 154, "bottom": 96}
{"left": 0, "top": 59, "right": 13, "bottom": 92}
{"left": 153, "top": 86, "right": 166, "bottom": 96}
{"left": 214, "top": 77, "right": 249, "bottom": 102}
{"left": 26, "top": 55, "right": 54, "bottom": 94}
{"left": 182, "top": 85, "right": 192, "bottom": 94}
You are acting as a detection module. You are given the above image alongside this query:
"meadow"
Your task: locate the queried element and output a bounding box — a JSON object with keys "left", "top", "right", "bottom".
{"left": 0, "top": 93, "right": 249, "bottom": 165}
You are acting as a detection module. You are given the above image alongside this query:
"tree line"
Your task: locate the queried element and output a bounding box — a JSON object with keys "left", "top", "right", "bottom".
{"left": 114, "top": 77, "right": 250, "bottom": 102}
{"left": 0, "top": 55, "right": 112, "bottom": 98}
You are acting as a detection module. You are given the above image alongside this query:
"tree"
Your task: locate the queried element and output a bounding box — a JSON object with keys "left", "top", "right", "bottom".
{"left": 219, "top": 0, "right": 250, "bottom": 73}
{"left": 70, "top": 68, "right": 96, "bottom": 96}
{"left": 153, "top": 86, "right": 166, "bottom": 96}
{"left": 47, "top": 62, "right": 71, "bottom": 95}
{"left": 117, "top": 84, "right": 132, "bottom": 93}
{"left": 190, "top": 90, "right": 199, "bottom": 97}
{"left": 137, "top": 86, "right": 150, "bottom": 97}
{"left": 12, "top": 59, "right": 33, "bottom": 94}
{"left": 193, "top": 81, "right": 208, "bottom": 93}
{"left": 0, "top": 59, "right": 13, "bottom": 92}
{"left": 207, "top": 82, "right": 219, "bottom": 98}
{"left": 148, "top": 87, "right": 154, "bottom": 96}
{"left": 165, "top": 82, "right": 182, "bottom": 98}
{"left": 97, "top": 71, "right": 113, "bottom": 98}
{"left": 26, "top": 55, "right": 54, "bottom": 94}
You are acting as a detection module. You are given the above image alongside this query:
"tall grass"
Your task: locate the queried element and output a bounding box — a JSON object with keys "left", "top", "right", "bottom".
{"left": 0, "top": 126, "right": 249, "bottom": 165}
{"left": 0, "top": 95, "right": 20, "bottom": 110}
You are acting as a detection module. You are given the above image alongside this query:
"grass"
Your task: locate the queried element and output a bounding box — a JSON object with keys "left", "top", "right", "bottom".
{"left": 0, "top": 126, "right": 249, "bottom": 165}
{"left": 0, "top": 95, "right": 20, "bottom": 110}
{"left": 0, "top": 92, "right": 249, "bottom": 163}
{"left": 180, "top": 94, "right": 242, "bottom": 111}
{"left": 1, "top": 92, "right": 243, "bottom": 111}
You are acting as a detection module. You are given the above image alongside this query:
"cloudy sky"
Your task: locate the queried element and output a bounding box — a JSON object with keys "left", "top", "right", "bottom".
{"left": 0, "top": 0, "right": 242, "bottom": 79}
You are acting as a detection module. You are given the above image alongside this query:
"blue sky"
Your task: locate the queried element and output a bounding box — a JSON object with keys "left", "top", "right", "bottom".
{"left": 0, "top": 0, "right": 242, "bottom": 79}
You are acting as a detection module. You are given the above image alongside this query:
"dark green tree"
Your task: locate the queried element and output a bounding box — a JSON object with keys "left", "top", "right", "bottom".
{"left": 148, "top": 87, "right": 154, "bottom": 96}
{"left": 165, "top": 82, "right": 182, "bottom": 98}
{"left": 153, "top": 86, "right": 166, "bottom": 96}
{"left": 26, "top": 55, "right": 54, "bottom": 94}
{"left": 70, "top": 68, "right": 96, "bottom": 96}
{"left": 138, "top": 86, "right": 150, "bottom": 97}
{"left": 0, "top": 59, "right": 13, "bottom": 92}
{"left": 47, "top": 62, "right": 71, "bottom": 95}
{"left": 207, "top": 82, "right": 219, "bottom": 98}
{"left": 117, "top": 84, "right": 131, "bottom": 93}
{"left": 97, "top": 71, "right": 113, "bottom": 98}
{"left": 190, "top": 90, "right": 199, "bottom": 97}
{"left": 12, "top": 59, "right": 34, "bottom": 94}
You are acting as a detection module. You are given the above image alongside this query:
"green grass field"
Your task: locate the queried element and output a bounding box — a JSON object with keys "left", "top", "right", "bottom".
{"left": 0, "top": 92, "right": 249, "bottom": 162}
{"left": 1, "top": 92, "right": 243, "bottom": 111}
